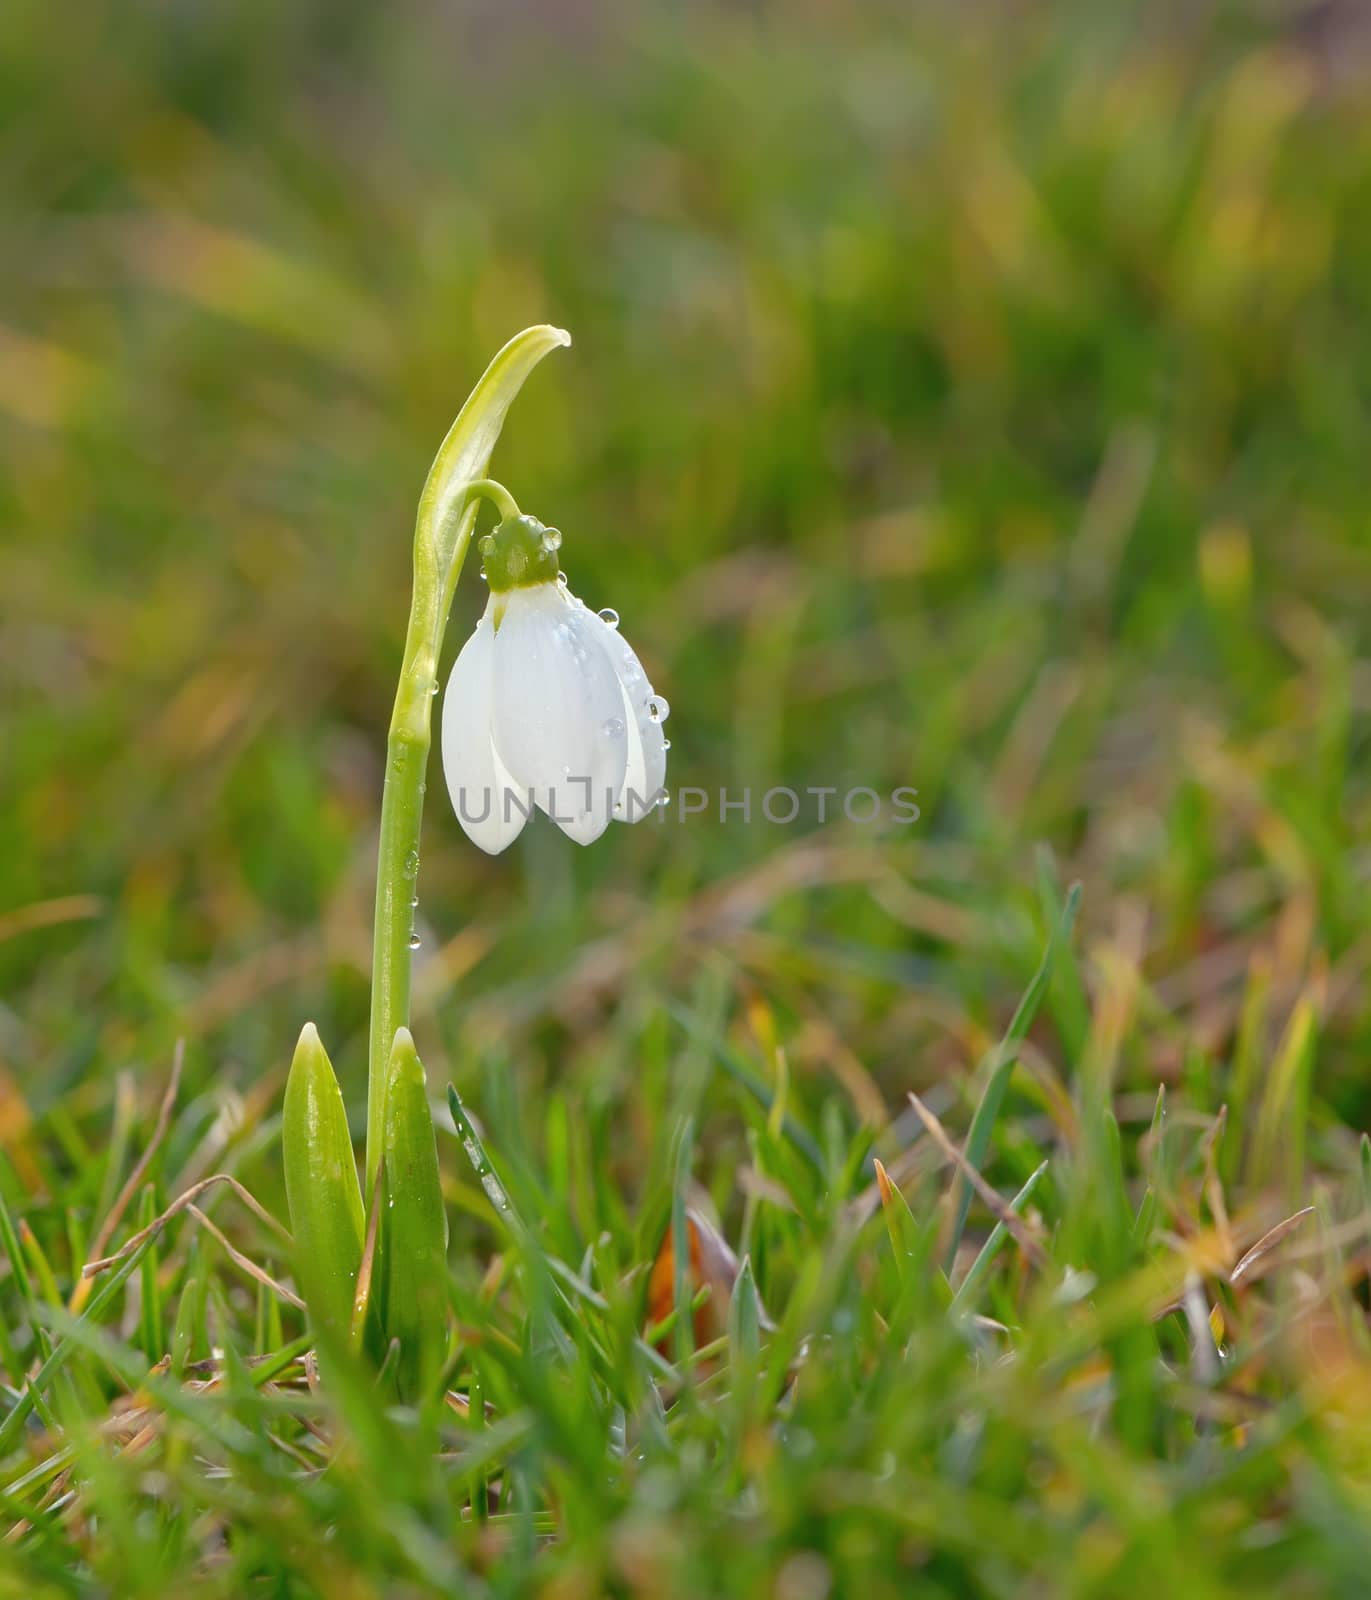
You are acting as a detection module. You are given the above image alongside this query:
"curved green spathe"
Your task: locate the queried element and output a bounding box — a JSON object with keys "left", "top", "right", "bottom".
{"left": 367, "top": 326, "right": 570, "bottom": 1200}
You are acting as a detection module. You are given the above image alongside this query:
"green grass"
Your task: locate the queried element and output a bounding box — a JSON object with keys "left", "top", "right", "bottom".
{"left": 3, "top": 0, "right": 1371, "bottom": 1593}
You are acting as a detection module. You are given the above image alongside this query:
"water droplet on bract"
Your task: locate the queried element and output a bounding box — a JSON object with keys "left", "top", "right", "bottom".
{"left": 542, "top": 528, "right": 562, "bottom": 551}
{"left": 408, "top": 932, "right": 422, "bottom": 950}
{"left": 403, "top": 850, "right": 420, "bottom": 878}
{"left": 479, "top": 534, "right": 495, "bottom": 555}
{"left": 556, "top": 570, "right": 568, "bottom": 586}
{"left": 430, "top": 680, "right": 439, "bottom": 696}
{"left": 647, "top": 696, "right": 670, "bottom": 723}
{"left": 479, "top": 568, "right": 489, "bottom": 582}
{"left": 603, "top": 717, "right": 625, "bottom": 738}
{"left": 598, "top": 607, "right": 619, "bottom": 628}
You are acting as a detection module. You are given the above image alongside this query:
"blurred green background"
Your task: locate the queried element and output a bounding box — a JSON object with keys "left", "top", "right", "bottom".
{"left": 2, "top": 0, "right": 1370, "bottom": 1167}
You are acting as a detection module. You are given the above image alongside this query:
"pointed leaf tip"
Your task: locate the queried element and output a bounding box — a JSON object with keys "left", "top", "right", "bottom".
{"left": 390, "top": 1025, "right": 415, "bottom": 1056}
{"left": 283, "top": 1025, "right": 365, "bottom": 1344}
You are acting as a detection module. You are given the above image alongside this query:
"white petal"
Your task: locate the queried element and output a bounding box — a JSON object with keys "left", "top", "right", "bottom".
{"left": 441, "top": 607, "right": 531, "bottom": 854}
{"left": 490, "top": 584, "right": 628, "bottom": 845}
{"left": 577, "top": 606, "right": 668, "bottom": 823}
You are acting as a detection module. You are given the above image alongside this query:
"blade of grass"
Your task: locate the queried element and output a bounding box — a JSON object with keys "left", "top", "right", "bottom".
{"left": 72, "top": 1042, "right": 183, "bottom": 1314}
{"left": 873, "top": 1158, "right": 923, "bottom": 1284}
{"left": 671, "top": 1118, "right": 696, "bottom": 1370}
{"left": 944, "top": 883, "right": 1080, "bottom": 1270}
{"left": 137, "top": 1185, "right": 161, "bottom": 1366}
{"left": 909, "top": 1093, "right": 1047, "bottom": 1269}
{"left": 171, "top": 1236, "right": 209, "bottom": 1379}
{"left": 666, "top": 1001, "right": 824, "bottom": 1173}
{"left": 445, "top": 1083, "right": 532, "bottom": 1246}
{"left": 1223, "top": 954, "right": 1270, "bottom": 1187}
{"left": 1035, "top": 849, "right": 1091, "bottom": 1059}
{"left": 0, "top": 1188, "right": 46, "bottom": 1361}
{"left": 18, "top": 1222, "right": 62, "bottom": 1310}
{"left": 0, "top": 1234, "right": 155, "bottom": 1455}
{"left": 949, "top": 1161, "right": 1049, "bottom": 1315}
{"left": 1248, "top": 994, "right": 1317, "bottom": 1201}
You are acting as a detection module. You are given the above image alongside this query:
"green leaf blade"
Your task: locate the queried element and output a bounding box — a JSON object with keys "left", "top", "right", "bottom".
{"left": 380, "top": 1028, "right": 448, "bottom": 1400}
{"left": 282, "top": 1022, "right": 366, "bottom": 1344}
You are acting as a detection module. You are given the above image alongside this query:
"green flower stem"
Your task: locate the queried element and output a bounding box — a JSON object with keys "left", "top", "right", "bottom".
{"left": 367, "top": 478, "right": 507, "bottom": 1199}
{"left": 439, "top": 480, "right": 523, "bottom": 618}
{"left": 364, "top": 325, "right": 569, "bottom": 1202}
{"left": 367, "top": 646, "right": 438, "bottom": 1208}
{"left": 460, "top": 477, "right": 522, "bottom": 525}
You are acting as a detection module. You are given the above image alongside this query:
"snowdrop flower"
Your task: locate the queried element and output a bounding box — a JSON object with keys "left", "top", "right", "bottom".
{"left": 441, "top": 511, "right": 669, "bottom": 853}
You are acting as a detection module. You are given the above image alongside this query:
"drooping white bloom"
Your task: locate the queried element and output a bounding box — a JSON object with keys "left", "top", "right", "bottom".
{"left": 441, "top": 569, "right": 669, "bottom": 854}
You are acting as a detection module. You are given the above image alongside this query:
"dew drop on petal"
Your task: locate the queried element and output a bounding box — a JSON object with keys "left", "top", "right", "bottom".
{"left": 542, "top": 528, "right": 562, "bottom": 550}
{"left": 556, "top": 570, "right": 568, "bottom": 586}
{"left": 647, "top": 696, "right": 670, "bottom": 723}
{"left": 598, "top": 607, "right": 619, "bottom": 628}
{"left": 655, "top": 789, "right": 671, "bottom": 807}
{"left": 602, "top": 717, "right": 625, "bottom": 738}
{"left": 662, "top": 739, "right": 672, "bottom": 751}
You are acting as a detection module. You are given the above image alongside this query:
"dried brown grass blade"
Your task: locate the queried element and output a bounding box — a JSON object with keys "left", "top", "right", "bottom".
{"left": 185, "top": 1204, "right": 304, "bottom": 1310}
{"left": 906, "top": 1092, "right": 1047, "bottom": 1268}
{"left": 82, "top": 1173, "right": 290, "bottom": 1278}
{"left": 1230, "top": 1205, "right": 1317, "bottom": 1288}
{"left": 71, "top": 1042, "right": 185, "bottom": 1312}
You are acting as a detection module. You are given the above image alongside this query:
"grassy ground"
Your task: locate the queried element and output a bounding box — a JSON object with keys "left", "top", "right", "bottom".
{"left": 3, "top": 0, "right": 1371, "bottom": 1593}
